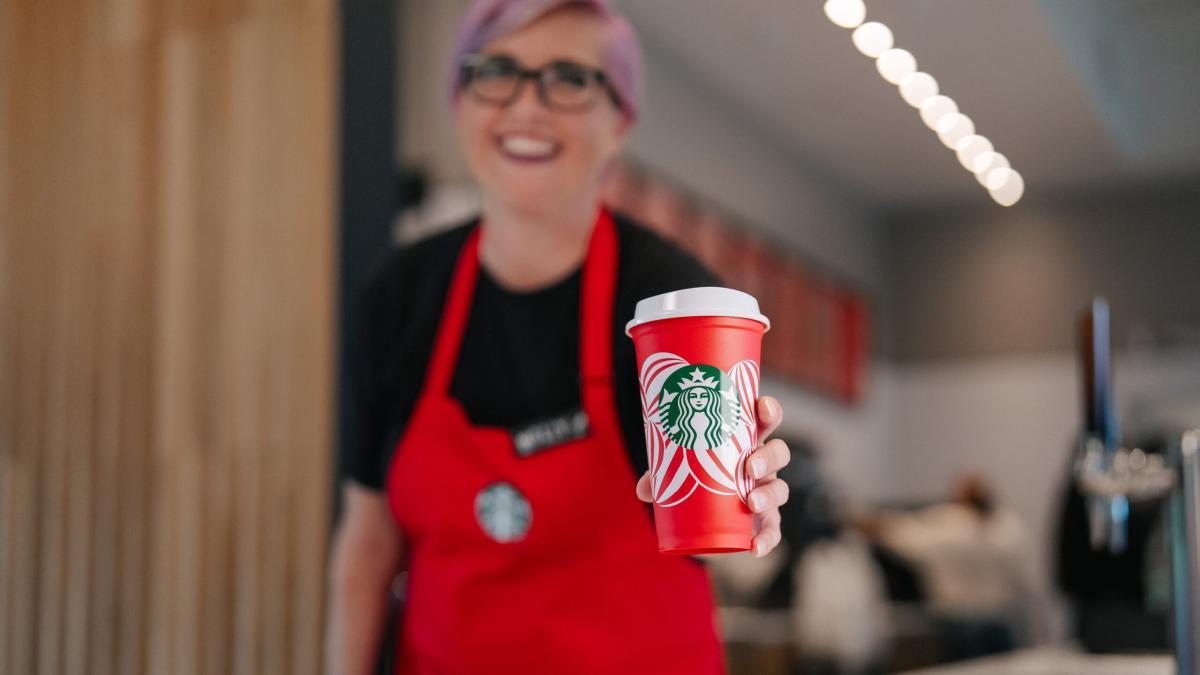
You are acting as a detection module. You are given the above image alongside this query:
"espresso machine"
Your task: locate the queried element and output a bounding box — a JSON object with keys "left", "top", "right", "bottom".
{"left": 1073, "top": 298, "right": 1199, "bottom": 674}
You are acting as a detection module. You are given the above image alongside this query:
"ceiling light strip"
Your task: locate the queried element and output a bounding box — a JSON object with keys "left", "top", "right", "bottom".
{"left": 824, "top": 0, "right": 1024, "bottom": 206}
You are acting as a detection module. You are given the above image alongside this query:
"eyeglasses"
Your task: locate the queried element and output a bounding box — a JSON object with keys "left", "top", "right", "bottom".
{"left": 458, "top": 53, "right": 621, "bottom": 112}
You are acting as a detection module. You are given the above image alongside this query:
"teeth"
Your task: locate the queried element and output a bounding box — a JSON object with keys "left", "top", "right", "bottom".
{"left": 501, "top": 135, "right": 556, "bottom": 158}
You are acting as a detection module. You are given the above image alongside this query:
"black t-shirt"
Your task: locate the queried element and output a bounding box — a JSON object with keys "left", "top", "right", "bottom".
{"left": 347, "top": 212, "right": 720, "bottom": 490}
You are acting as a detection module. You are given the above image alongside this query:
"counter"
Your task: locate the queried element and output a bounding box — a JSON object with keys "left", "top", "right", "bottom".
{"left": 900, "top": 646, "right": 1174, "bottom": 675}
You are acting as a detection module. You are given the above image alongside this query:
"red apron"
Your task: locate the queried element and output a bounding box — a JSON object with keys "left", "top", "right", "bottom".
{"left": 386, "top": 209, "right": 724, "bottom": 674}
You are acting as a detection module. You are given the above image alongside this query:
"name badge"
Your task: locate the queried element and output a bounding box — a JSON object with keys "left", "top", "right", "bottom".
{"left": 510, "top": 409, "right": 590, "bottom": 458}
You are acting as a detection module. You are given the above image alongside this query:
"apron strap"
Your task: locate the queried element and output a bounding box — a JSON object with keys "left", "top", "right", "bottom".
{"left": 425, "top": 227, "right": 482, "bottom": 394}
{"left": 580, "top": 209, "right": 618, "bottom": 410}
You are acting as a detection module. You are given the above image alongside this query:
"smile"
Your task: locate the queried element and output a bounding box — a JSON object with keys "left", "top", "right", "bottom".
{"left": 496, "top": 133, "right": 562, "bottom": 163}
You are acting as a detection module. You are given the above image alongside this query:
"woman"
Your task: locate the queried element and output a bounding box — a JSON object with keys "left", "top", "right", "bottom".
{"left": 325, "top": 1, "right": 793, "bottom": 673}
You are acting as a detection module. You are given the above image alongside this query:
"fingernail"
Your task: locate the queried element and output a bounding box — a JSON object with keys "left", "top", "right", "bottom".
{"left": 769, "top": 398, "right": 780, "bottom": 417}
{"left": 751, "top": 458, "right": 767, "bottom": 479}
{"left": 750, "top": 492, "right": 765, "bottom": 512}
{"left": 755, "top": 540, "right": 767, "bottom": 557}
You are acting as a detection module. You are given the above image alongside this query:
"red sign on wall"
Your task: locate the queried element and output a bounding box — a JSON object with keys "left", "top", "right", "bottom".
{"left": 602, "top": 163, "right": 869, "bottom": 404}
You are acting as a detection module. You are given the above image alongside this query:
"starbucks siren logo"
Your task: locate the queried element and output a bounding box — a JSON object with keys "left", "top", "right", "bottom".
{"left": 474, "top": 482, "right": 532, "bottom": 543}
{"left": 658, "top": 366, "right": 741, "bottom": 451}
{"left": 640, "top": 353, "right": 760, "bottom": 508}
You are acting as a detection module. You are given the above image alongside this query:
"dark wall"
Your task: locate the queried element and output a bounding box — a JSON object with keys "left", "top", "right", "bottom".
{"left": 886, "top": 183, "right": 1200, "bottom": 362}
{"left": 338, "top": 0, "right": 397, "bottom": 491}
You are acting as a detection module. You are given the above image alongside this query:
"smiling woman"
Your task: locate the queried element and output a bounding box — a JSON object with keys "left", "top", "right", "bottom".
{"left": 325, "top": 1, "right": 794, "bottom": 673}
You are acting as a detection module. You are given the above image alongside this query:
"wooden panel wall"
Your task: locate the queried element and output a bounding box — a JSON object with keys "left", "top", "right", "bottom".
{"left": 0, "top": 1, "right": 337, "bottom": 674}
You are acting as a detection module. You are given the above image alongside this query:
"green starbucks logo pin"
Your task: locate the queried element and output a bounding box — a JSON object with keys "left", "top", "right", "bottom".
{"left": 474, "top": 482, "right": 532, "bottom": 543}
{"left": 658, "top": 365, "right": 742, "bottom": 451}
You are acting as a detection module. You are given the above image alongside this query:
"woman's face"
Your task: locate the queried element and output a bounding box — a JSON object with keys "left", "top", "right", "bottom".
{"left": 687, "top": 388, "right": 710, "bottom": 411}
{"left": 454, "top": 7, "right": 630, "bottom": 215}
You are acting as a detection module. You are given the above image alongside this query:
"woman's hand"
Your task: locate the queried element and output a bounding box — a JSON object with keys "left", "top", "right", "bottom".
{"left": 636, "top": 396, "right": 792, "bottom": 558}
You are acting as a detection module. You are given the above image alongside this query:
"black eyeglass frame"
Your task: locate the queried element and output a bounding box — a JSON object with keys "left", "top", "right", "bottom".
{"left": 457, "top": 53, "right": 623, "bottom": 112}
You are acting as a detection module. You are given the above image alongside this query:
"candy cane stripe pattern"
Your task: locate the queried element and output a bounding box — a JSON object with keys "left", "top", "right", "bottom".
{"left": 639, "top": 352, "right": 760, "bottom": 507}
{"left": 729, "top": 359, "right": 760, "bottom": 502}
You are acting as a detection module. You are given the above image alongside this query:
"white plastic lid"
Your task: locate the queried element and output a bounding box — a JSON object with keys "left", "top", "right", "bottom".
{"left": 625, "top": 286, "right": 770, "bottom": 335}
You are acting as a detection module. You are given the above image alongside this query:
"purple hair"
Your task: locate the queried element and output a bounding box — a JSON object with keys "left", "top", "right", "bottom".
{"left": 449, "top": 0, "right": 645, "bottom": 121}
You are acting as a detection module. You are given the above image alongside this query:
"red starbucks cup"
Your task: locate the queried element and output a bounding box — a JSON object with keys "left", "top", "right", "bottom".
{"left": 626, "top": 287, "right": 770, "bottom": 554}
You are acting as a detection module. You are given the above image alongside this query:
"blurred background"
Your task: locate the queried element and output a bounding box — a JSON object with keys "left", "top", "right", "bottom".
{"left": 2, "top": 0, "right": 1199, "bottom": 674}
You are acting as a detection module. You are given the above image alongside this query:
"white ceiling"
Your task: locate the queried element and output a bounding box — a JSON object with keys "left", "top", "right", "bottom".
{"left": 621, "top": 0, "right": 1200, "bottom": 207}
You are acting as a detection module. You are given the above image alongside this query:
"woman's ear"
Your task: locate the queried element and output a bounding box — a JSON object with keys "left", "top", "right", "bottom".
{"left": 601, "top": 107, "right": 633, "bottom": 157}
{"left": 613, "top": 112, "right": 633, "bottom": 146}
